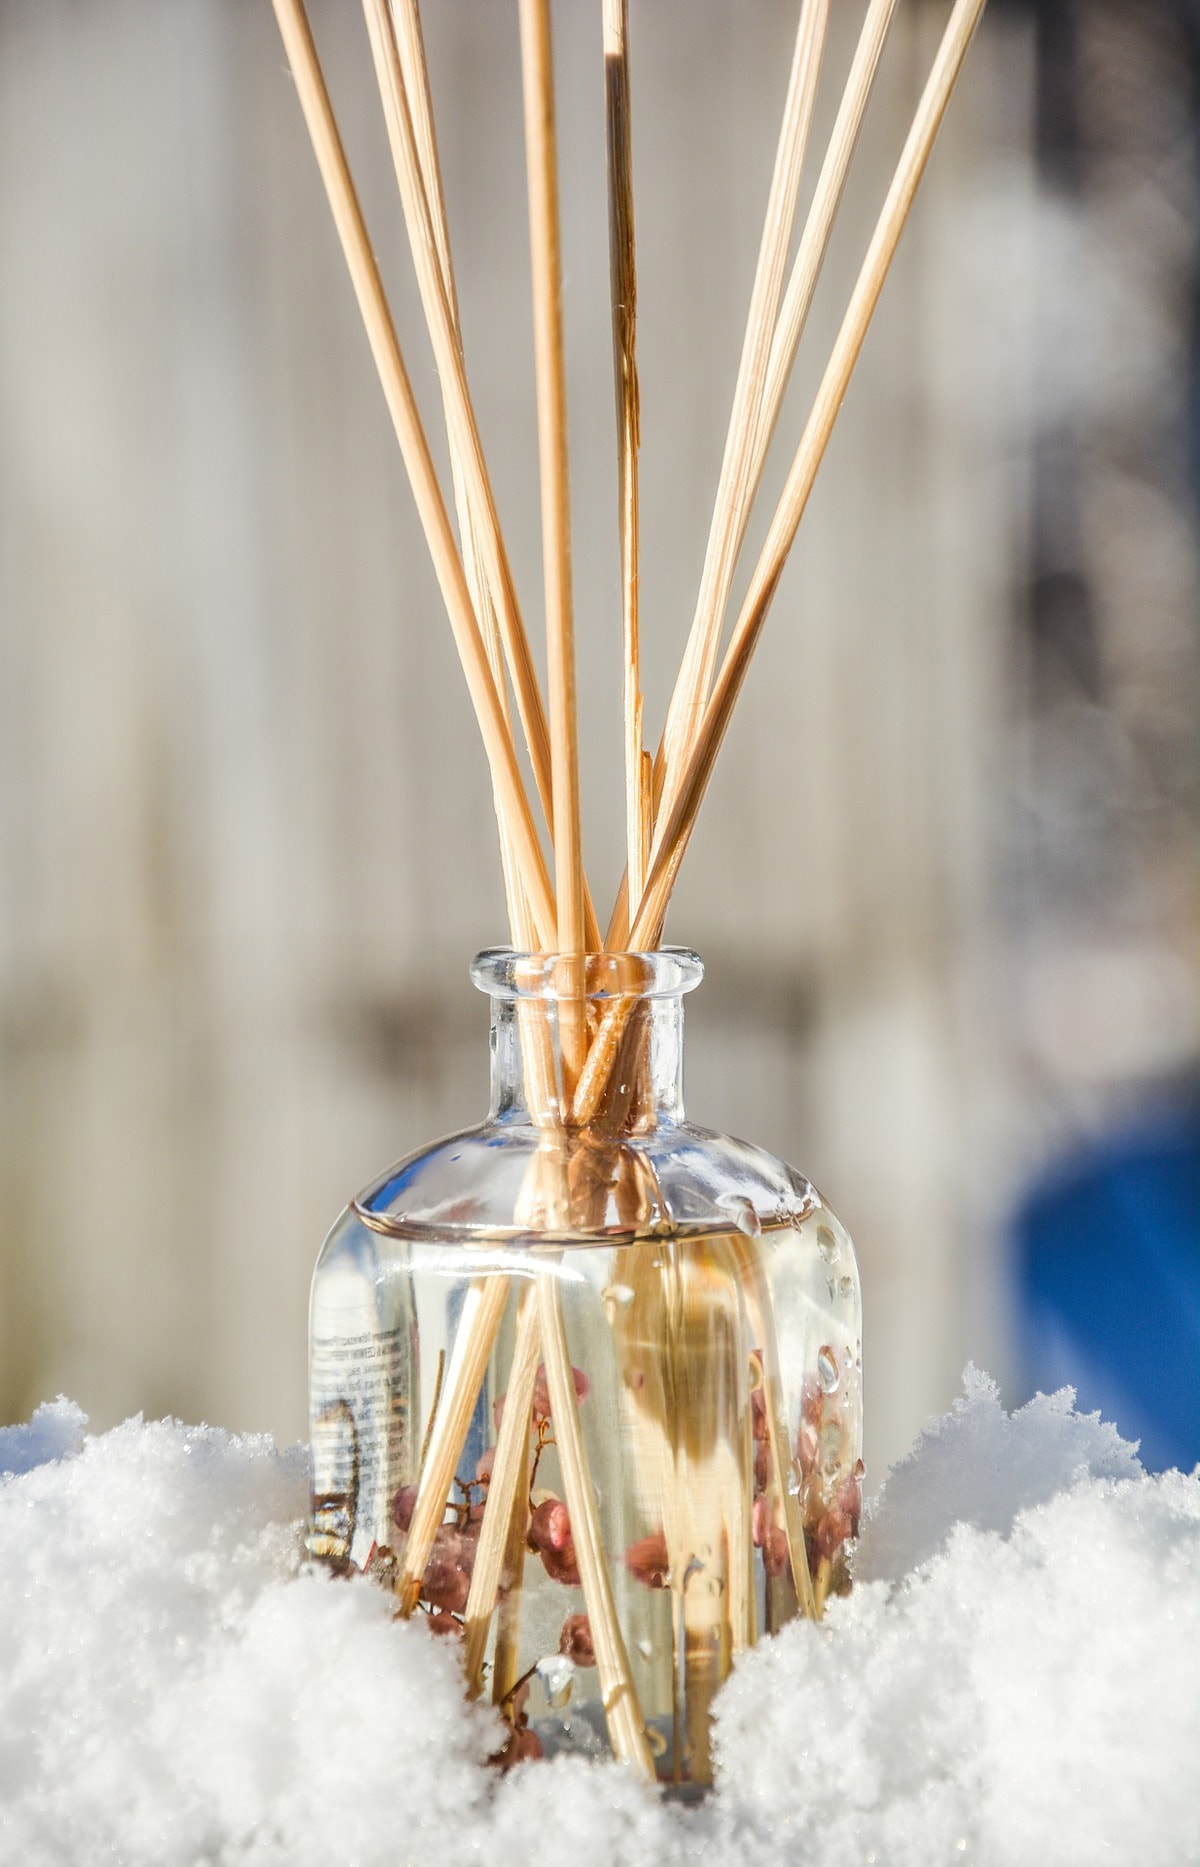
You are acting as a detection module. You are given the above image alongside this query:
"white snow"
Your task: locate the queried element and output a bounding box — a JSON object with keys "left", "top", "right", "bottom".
{"left": 1, "top": 1376, "right": 1196, "bottom": 1867}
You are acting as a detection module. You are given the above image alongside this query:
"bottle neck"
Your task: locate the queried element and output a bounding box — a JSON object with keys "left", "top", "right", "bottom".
{"left": 488, "top": 990, "right": 686, "bottom": 1128}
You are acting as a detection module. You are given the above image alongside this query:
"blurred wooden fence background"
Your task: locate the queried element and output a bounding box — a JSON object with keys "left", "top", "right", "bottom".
{"left": 0, "top": 0, "right": 1036, "bottom": 1478}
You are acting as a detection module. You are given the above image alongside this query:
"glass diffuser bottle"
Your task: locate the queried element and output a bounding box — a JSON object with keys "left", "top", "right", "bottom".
{"left": 308, "top": 949, "right": 862, "bottom": 1787}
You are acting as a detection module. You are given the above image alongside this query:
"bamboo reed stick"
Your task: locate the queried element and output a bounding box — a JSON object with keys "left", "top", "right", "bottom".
{"left": 490, "top": 1477, "right": 531, "bottom": 1709}
{"left": 366, "top": 0, "right": 543, "bottom": 826}
{"left": 462, "top": 1284, "right": 540, "bottom": 1696}
{"left": 654, "top": 0, "right": 829, "bottom": 826}
{"left": 755, "top": 0, "right": 900, "bottom": 476}
{"left": 396, "top": 1274, "right": 511, "bottom": 1614}
{"left": 603, "top": 0, "right": 647, "bottom": 911}
{"left": 518, "top": 0, "right": 588, "bottom": 994}
{"left": 367, "top": 0, "right": 603, "bottom": 952}
{"left": 269, "top": 0, "right": 557, "bottom": 950}
{"left": 627, "top": 0, "right": 989, "bottom": 951}
{"left": 364, "top": 0, "right": 529, "bottom": 946}
{"left": 387, "top": 0, "right": 449, "bottom": 285}
{"left": 537, "top": 1269, "right": 655, "bottom": 1778}
{"left": 641, "top": 0, "right": 899, "bottom": 904}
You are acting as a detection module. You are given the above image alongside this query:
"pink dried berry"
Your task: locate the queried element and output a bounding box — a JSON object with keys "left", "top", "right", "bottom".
{"left": 763, "top": 1524, "right": 790, "bottom": 1579}
{"left": 559, "top": 1613, "right": 595, "bottom": 1667}
{"left": 426, "top": 1611, "right": 463, "bottom": 1638}
{"left": 795, "top": 1418, "right": 819, "bottom": 1479}
{"left": 390, "top": 1484, "right": 419, "bottom": 1533}
{"left": 813, "top": 1473, "right": 862, "bottom": 1564}
{"left": 539, "top": 1540, "right": 581, "bottom": 1587}
{"left": 624, "top": 1531, "right": 670, "bottom": 1589}
{"left": 528, "top": 1498, "right": 572, "bottom": 1554}
{"left": 836, "top": 1469, "right": 863, "bottom": 1538}
{"left": 530, "top": 1363, "right": 590, "bottom": 1424}
{"left": 495, "top": 1721, "right": 543, "bottom": 1769}
{"left": 813, "top": 1506, "right": 851, "bottom": 1563}
{"left": 421, "top": 1526, "right": 469, "bottom": 1612}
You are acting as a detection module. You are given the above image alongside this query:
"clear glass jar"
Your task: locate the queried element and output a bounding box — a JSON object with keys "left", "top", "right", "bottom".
{"left": 308, "top": 949, "right": 862, "bottom": 1787}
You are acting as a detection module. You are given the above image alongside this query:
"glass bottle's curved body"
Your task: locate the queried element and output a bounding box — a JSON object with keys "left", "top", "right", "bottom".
{"left": 308, "top": 950, "right": 862, "bottom": 1787}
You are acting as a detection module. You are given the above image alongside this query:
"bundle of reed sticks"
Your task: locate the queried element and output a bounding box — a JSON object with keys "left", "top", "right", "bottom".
{"left": 273, "top": 0, "right": 986, "bottom": 1779}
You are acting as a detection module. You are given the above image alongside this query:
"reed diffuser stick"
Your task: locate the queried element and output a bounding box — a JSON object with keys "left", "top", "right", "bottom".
{"left": 603, "top": 0, "right": 647, "bottom": 910}
{"left": 627, "top": 0, "right": 988, "bottom": 950}
{"left": 367, "top": 0, "right": 533, "bottom": 948}
{"left": 462, "top": 1286, "right": 540, "bottom": 1696}
{"left": 635, "top": 0, "right": 900, "bottom": 901}
{"left": 655, "top": 0, "right": 829, "bottom": 824}
{"left": 537, "top": 1271, "right": 655, "bottom": 1777}
{"left": 518, "top": 0, "right": 588, "bottom": 997}
{"left": 395, "top": 1275, "right": 511, "bottom": 1615}
{"left": 756, "top": 0, "right": 900, "bottom": 473}
{"left": 365, "top": 0, "right": 608, "bottom": 951}
{"left": 269, "top": 0, "right": 556, "bottom": 948}
{"left": 388, "top": 0, "right": 449, "bottom": 284}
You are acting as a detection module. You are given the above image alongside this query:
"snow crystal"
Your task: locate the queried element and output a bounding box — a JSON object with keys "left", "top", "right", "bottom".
{"left": 0, "top": 1377, "right": 1196, "bottom": 1867}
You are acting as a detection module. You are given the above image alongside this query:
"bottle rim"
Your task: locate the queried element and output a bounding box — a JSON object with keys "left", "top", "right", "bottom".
{"left": 470, "top": 946, "right": 703, "bottom": 1001}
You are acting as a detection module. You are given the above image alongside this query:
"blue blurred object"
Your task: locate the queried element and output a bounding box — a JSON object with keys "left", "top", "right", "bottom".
{"left": 1014, "top": 1091, "right": 1200, "bottom": 1473}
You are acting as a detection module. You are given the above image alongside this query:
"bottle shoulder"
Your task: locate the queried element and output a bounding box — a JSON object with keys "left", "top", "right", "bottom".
{"left": 337, "top": 1113, "right": 855, "bottom": 1255}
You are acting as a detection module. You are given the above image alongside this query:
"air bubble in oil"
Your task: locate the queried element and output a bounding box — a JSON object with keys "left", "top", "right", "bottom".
{"left": 817, "top": 1346, "right": 839, "bottom": 1394}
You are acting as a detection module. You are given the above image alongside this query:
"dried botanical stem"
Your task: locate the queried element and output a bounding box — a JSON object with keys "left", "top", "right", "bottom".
{"left": 603, "top": 0, "right": 646, "bottom": 909}
{"left": 628, "top": 0, "right": 989, "bottom": 950}
{"left": 537, "top": 1268, "right": 655, "bottom": 1778}
{"left": 519, "top": 0, "right": 588, "bottom": 1026}
{"left": 369, "top": 0, "right": 603, "bottom": 950}
{"left": 396, "top": 1274, "right": 510, "bottom": 1614}
{"left": 654, "top": 0, "right": 829, "bottom": 831}
{"left": 463, "top": 1285, "right": 540, "bottom": 1697}
{"left": 269, "top": 0, "right": 556, "bottom": 948}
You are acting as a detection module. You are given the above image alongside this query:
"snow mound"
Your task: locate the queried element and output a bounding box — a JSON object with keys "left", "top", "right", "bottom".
{"left": 0, "top": 1378, "right": 1196, "bottom": 1867}
{"left": 855, "top": 1363, "right": 1144, "bottom": 1581}
{"left": 0, "top": 1397, "right": 87, "bottom": 1477}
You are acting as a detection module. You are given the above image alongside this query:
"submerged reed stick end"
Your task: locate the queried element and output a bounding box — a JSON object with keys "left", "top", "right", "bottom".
{"left": 536, "top": 1270, "right": 655, "bottom": 1778}
{"left": 462, "top": 1288, "right": 540, "bottom": 1696}
{"left": 396, "top": 1275, "right": 510, "bottom": 1615}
